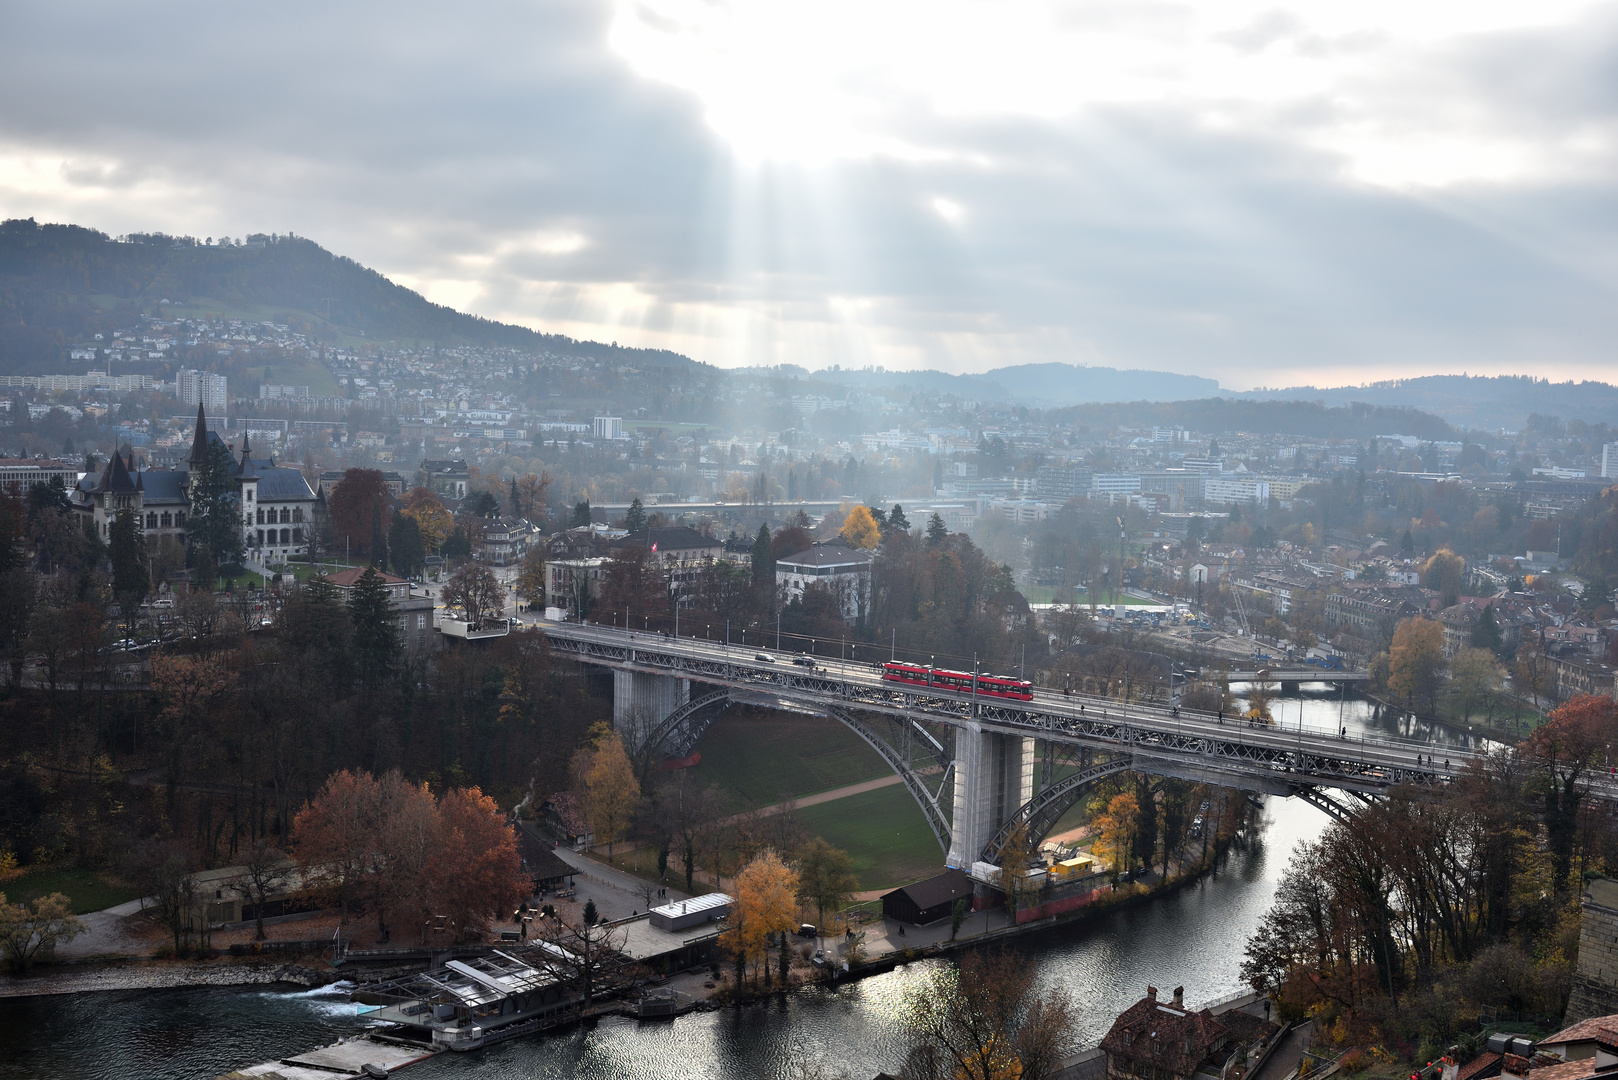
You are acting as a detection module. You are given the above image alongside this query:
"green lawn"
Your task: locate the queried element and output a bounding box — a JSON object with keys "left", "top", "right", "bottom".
{"left": 794, "top": 785, "right": 947, "bottom": 891}
{"left": 688, "top": 710, "right": 893, "bottom": 810}
{"left": 3, "top": 865, "right": 139, "bottom": 913}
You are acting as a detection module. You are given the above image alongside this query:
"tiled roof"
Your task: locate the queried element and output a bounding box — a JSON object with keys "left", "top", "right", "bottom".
{"left": 1545, "top": 1015, "right": 1618, "bottom": 1047}
{"left": 1100, "top": 990, "right": 1272, "bottom": 1079}
{"left": 1457, "top": 1052, "right": 1502, "bottom": 1080}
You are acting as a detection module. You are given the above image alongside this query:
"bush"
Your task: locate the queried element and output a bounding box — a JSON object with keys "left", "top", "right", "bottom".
{"left": 1340, "top": 1049, "right": 1370, "bottom": 1075}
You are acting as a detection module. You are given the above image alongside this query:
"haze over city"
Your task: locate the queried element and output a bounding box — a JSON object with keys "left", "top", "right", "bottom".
{"left": 3, "top": 0, "right": 1616, "bottom": 386}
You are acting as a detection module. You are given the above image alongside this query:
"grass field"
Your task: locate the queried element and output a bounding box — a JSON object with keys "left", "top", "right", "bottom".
{"left": 4, "top": 865, "right": 139, "bottom": 914}
{"left": 794, "top": 785, "right": 946, "bottom": 891}
{"left": 688, "top": 710, "right": 893, "bottom": 810}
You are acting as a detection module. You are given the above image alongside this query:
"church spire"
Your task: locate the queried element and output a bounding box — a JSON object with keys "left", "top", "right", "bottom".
{"left": 188, "top": 400, "right": 209, "bottom": 465}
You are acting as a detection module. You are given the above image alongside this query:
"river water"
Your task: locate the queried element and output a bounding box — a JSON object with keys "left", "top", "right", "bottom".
{"left": 0, "top": 689, "right": 1487, "bottom": 1080}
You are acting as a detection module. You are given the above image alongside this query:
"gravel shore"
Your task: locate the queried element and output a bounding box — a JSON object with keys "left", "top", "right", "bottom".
{"left": 0, "top": 960, "right": 334, "bottom": 999}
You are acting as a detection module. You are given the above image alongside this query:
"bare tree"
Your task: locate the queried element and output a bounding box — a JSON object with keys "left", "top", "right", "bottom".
{"left": 441, "top": 562, "right": 505, "bottom": 629}
{"left": 902, "top": 948, "right": 1075, "bottom": 1080}
{"left": 229, "top": 836, "right": 294, "bottom": 941}
{"left": 531, "top": 912, "right": 628, "bottom": 1006}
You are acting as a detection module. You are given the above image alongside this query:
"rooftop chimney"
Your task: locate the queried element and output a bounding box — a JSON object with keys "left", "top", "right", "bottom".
{"left": 1173, "top": 986, "right": 1184, "bottom": 1009}
{"left": 1146, "top": 986, "right": 1157, "bottom": 1003}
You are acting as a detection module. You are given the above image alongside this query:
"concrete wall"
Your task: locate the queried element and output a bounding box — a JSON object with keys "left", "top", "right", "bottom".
{"left": 612, "top": 669, "right": 690, "bottom": 732}
{"left": 1566, "top": 878, "right": 1618, "bottom": 1024}
{"left": 947, "top": 725, "right": 1034, "bottom": 869}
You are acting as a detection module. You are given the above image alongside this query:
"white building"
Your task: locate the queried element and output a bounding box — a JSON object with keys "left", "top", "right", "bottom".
{"left": 1602, "top": 442, "right": 1618, "bottom": 479}
{"left": 593, "top": 416, "right": 623, "bottom": 440}
{"left": 775, "top": 542, "right": 873, "bottom": 623}
{"left": 1204, "top": 477, "right": 1271, "bottom": 505}
{"left": 175, "top": 369, "right": 228, "bottom": 413}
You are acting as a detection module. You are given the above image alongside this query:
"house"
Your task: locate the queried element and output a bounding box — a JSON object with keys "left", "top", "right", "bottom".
{"left": 1100, "top": 985, "right": 1277, "bottom": 1080}
{"left": 880, "top": 868, "right": 973, "bottom": 925}
{"left": 611, "top": 526, "right": 728, "bottom": 605}
{"left": 775, "top": 542, "right": 873, "bottom": 623}
{"left": 477, "top": 517, "right": 536, "bottom": 566}
{"left": 544, "top": 557, "right": 606, "bottom": 616}
{"left": 320, "top": 567, "right": 438, "bottom": 654}
{"left": 417, "top": 458, "right": 471, "bottom": 498}
{"left": 72, "top": 404, "right": 318, "bottom": 561}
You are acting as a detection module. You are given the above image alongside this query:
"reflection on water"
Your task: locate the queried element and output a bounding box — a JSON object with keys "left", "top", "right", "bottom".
{"left": 1230, "top": 682, "right": 1495, "bottom": 752}
{"left": 2, "top": 693, "right": 1457, "bottom": 1080}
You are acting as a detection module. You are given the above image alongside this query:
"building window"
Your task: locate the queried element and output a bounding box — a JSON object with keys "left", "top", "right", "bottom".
{"left": 256, "top": 508, "right": 264, "bottom": 524}
{"left": 280, "top": 528, "right": 290, "bottom": 545}
{"left": 417, "top": 613, "right": 425, "bottom": 629}
{"left": 293, "top": 528, "right": 302, "bottom": 543}
{"left": 146, "top": 513, "right": 157, "bottom": 529}
{"left": 176, "top": 512, "right": 185, "bottom": 526}
{"left": 293, "top": 507, "right": 303, "bottom": 523}
{"left": 160, "top": 512, "right": 172, "bottom": 528}
{"left": 257, "top": 529, "right": 264, "bottom": 545}
{"left": 245, "top": 489, "right": 252, "bottom": 502}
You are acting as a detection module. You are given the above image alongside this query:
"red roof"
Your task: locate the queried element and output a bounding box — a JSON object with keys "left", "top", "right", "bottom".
{"left": 322, "top": 567, "right": 408, "bottom": 588}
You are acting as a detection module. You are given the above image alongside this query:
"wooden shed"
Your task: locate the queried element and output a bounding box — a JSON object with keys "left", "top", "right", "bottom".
{"left": 880, "top": 868, "right": 974, "bottom": 926}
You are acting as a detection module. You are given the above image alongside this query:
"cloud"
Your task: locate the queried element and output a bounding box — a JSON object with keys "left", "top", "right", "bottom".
{"left": 0, "top": 0, "right": 1614, "bottom": 388}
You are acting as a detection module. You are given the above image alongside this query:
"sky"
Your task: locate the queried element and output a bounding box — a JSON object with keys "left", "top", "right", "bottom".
{"left": 2, "top": 0, "right": 1616, "bottom": 390}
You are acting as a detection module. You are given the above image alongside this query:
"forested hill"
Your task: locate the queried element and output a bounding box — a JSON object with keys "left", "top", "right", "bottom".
{"left": 1240, "top": 375, "right": 1618, "bottom": 430}
{"left": 0, "top": 217, "right": 700, "bottom": 374}
{"left": 1050, "top": 397, "right": 1459, "bottom": 441}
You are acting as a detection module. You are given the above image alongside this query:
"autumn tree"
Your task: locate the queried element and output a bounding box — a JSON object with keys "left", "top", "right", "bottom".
{"left": 902, "top": 948, "right": 1076, "bottom": 1080}
{"left": 796, "top": 837, "right": 858, "bottom": 934}
{"left": 1388, "top": 617, "right": 1446, "bottom": 716}
{"left": 1450, "top": 647, "right": 1505, "bottom": 722}
{"left": 598, "top": 542, "right": 668, "bottom": 627}
{"left": 1514, "top": 641, "right": 1553, "bottom": 713}
{"left": 516, "top": 547, "right": 546, "bottom": 608}
{"left": 579, "top": 726, "right": 640, "bottom": 858}
{"left": 1423, "top": 548, "right": 1467, "bottom": 608}
{"left": 328, "top": 469, "right": 391, "bottom": 558}
{"left": 429, "top": 786, "right": 526, "bottom": 935}
{"left": 403, "top": 488, "right": 453, "bottom": 551}
{"left": 840, "top": 505, "right": 881, "bottom": 549}
{"left": 1522, "top": 694, "right": 1617, "bottom": 894}
{"left": 228, "top": 837, "right": 294, "bottom": 941}
{"left": 149, "top": 653, "right": 234, "bottom": 808}
{"left": 730, "top": 848, "right": 800, "bottom": 990}
{"left": 997, "top": 818, "right": 1044, "bottom": 920}
{"left": 0, "top": 892, "right": 85, "bottom": 974}
{"left": 1094, "top": 791, "right": 1139, "bottom": 875}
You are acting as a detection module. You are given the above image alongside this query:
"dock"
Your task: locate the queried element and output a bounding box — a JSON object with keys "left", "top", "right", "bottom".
{"left": 215, "top": 1032, "right": 437, "bottom": 1079}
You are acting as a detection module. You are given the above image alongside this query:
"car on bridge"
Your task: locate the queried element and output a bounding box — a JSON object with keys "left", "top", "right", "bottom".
{"left": 755, "top": 652, "right": 776, "bottom": 663}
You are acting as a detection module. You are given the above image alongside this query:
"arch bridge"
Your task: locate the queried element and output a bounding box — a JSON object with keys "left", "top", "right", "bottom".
{"left": 541, "top": 623, "right": 1496, "bottom": 869}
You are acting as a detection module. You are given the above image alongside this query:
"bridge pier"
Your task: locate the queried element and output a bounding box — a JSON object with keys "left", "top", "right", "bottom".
{"left": 1281, "top": 680, "right": 1300, "bottom": 695}
{"left": 612, "top": 670, "right": 690, "bottom": 733}
{"left": 947, "top": 725, "right": 1034, "bottom": 870}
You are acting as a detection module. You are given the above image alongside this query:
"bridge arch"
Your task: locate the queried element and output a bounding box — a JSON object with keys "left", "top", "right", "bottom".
{"left": 980, "top": 757, "right": 1133, "bottom": 865}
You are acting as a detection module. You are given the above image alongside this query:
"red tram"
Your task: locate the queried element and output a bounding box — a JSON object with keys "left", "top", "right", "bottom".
{"left": 881, "top": 662, "right": 1034, "bottom": 701}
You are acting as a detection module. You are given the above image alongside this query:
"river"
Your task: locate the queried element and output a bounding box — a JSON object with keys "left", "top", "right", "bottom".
{"left": 0, "top": 689, "right": 1487, "bottom": 1080}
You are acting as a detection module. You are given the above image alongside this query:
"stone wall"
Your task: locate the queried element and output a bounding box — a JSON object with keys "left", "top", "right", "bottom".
{"left": 1565, "top": 878, "right": 1618, "bottom": 1024}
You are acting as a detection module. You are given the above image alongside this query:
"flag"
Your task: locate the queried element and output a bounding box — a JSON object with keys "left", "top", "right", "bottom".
{"left": 650, "top": 542, "right": 658, "bottom": 552}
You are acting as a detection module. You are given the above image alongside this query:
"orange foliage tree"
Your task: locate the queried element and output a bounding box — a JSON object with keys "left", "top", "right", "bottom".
{"left": 727, "top": 849, "right": 800, "bottom": 990}
{"left": 296, "top": 769, "right": 525, "bottom": 942}
{"left": 1522, "top": 694, "right": 1618, "bottom": 893}
{"left": 327, "top": 469, "right": 391, "bottom": 557}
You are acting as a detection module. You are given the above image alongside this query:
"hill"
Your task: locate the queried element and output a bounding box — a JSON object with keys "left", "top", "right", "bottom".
{"left": 1047, "top": 397, "right": 1459, "bottom": 441}
{"left": 801, "top": 360, "right": 1221, "bottom": 405}
{"left": 0, "top": 217, "right": 700, "bottom": 375}
{"left": 1238, "top": 375, "right": 1618, "bottom": 431}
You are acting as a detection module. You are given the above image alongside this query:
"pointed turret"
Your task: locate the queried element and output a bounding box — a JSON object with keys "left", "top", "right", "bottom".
{"left": 188, "top": 400, "right": 209, "bottom": 465}
{"left": 238, "top": 431, "right": 257, "bottom": 479}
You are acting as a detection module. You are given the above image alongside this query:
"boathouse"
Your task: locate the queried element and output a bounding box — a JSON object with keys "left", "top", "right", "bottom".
{"left": 880, "top": 868, "right": 973, "bottom": 926}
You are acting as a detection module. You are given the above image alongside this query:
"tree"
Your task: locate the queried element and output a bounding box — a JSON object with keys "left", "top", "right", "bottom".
{"left": 532, "top": 908, "right": 624, "bottom": 1005}
{"left": 1094, "top": 791, "right": 1138, "bottom": 874}
{"left": 926, "top": 513, "right": 949, "bottom": 547}
{"left": 599, "top": 543, "right": 667, "bottom": 626}
{"left": 512, "top": 472, "right": 551, "bottom": 521}
{"left": 1470, "top": 604, "right": 1503, "bottom": 653}
{"left": 108, "top": 506, "right": 149, "bottom": 619}
{"left": 1523, "top": 694, "right": 1616, "bottom": 894}
{"left": 624, "top": 497, "right": 648, "bottom": 535}
{"left": 1514, "top": 641, "right": 1552, "bottom": 713}
{"left": 430, "top": 786, "right": 526, "bottom": 935}
{"left": 998, "top": 818, "right": 1043, "bottom": 921}
{"left": 1450, "top": 647, "right": 1505, "bottom": 723}
{"left": 403, "top": 488, "right": 453, "bottom": 551}
{"left": 751, "top": 524, "right": 774, "bottom": 590}
{"left": 887, "top": 504, "right": 911, "bottom": 535}
{"left": 796, "top": 838, "right": 858, "bottom": 934}
{"left": 581, "top": 727, "right": 640, "bottom": 858}
{"left": 840, "top": 505, "right": 881, "bottom": 549}
{"left": 902, "top": 949, "right": 1075, "bottom": 1080}
{"left": 441, "top": 561, "right": 505, "bottom": 628}
{"left": 229, "top": 837, "right": 293, "bottom": 941}
{"left": 730, "top": 849, "right": 800, "bottom": 989}
{"left": 441, "top": 524, "right": 472, "bottom": 561}
{"left": 464, "top": 490, "right": 500, "bottom": 518}
{"left": 570, "top": 500, "right": 593, "bottom": 527}
{"left": 388, "top": 512, "right": 425, "bottom": 579}
{"left": 369, "top": 504, "right": 388, "bottom": 569}
{"left": 327, "top": 469, "right": 390, "bottom": 559}
{"left": 0, "top": 892, "right": 85, "bottom": 974}
{"left": 665, "top": 773, "right": 722, "bottom": 893}
{"left": 185, "top": 440, "right": 243, "bottom": 566}
{"left": 1423, "top": 548, "right": 1466, "bottom": 608}
{"left": 1388, "top": 617, "right": 1446, "bottom": 716}
{"left": 348, "top": 567, "right": 399, "bottom": 685}
{"left": 149, "top": 653, "right": 233, "bottom": 806}
{"left": 516, "top": 547, "right": 547, "bottom": 608}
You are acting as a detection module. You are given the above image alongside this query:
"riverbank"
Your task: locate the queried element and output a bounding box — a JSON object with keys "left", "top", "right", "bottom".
{"left": 0, "top": 958, "right": 334, "bottom": 999}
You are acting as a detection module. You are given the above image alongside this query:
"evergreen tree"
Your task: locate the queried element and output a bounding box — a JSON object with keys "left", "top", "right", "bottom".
{"left": 185, "top": 442, "right": 243, "bottom": 567}
{"left": 751, "top": 524, "right": 773, "bottom": 590}
{"left": 1470, "top": 604, "right": 1503, "bottom": 653}
{"left": 348, "top": 567, "right": 399, "bottom": 687}
{"left": 887, "top": 504, "right": 911, "bottom": 534}
{"left": 926, "top": 513, "right": 949, "bottom": 546}
{"left": 369, "top": 505, "right": 388, "bottom": 568}
{"left": 787, "top": 470, "right": 798, "bottom": 501}
{"left": 109, "top": 507, "right": 149, "bottom": 617}
{"left": 388, "top": 512, "right": 425, "bottom": 579}
{"left": 441, "top": 525, "right": 472, "bottom": 561}
{"left": 624, "top": 497, "right": 648, "bottom": 535}
{"left": 193, "top": 542, "right": 217, "bottom": 593}
{"left": 509, "top": 477, "right": 521, "bottom": 518}
{"left": 570, "top": 500, "right": 592, "bottom": 527}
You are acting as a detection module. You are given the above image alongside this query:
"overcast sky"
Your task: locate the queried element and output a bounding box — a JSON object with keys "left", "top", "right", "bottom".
{"left": 3, "top": 0, "right": 1616, "bottom": 389}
